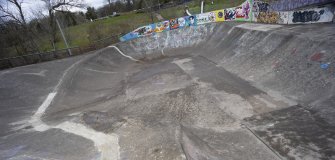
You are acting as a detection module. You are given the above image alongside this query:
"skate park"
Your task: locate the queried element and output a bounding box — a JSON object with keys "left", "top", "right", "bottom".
{"left": 1, "top": 0, "right": 335, "bottom": 159}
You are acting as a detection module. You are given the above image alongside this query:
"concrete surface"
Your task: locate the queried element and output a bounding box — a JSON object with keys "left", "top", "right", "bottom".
{"left": 1, "top": 22, "right": 335, "bottom": 160}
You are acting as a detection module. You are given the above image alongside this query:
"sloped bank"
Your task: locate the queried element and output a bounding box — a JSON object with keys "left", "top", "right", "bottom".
{"left": 116, "top": 22, "right": 335, "bottom": 159}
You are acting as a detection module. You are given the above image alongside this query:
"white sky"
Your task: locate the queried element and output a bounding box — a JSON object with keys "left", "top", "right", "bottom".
{"left": 20, "top": 0, "right": 106, "bottom": 19}
{"left": 22, "top": 0, "right": 106, "bottom": 9}
{"left": 83, "top": 0, "right": 106, "bottom": 8}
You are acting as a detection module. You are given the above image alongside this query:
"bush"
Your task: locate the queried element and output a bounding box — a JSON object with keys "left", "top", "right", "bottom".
{"left": 87, "top": 22, "right": 105, "bottom": 42}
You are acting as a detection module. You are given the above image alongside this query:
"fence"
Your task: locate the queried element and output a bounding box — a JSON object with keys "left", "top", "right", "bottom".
{"left": 0, "top": 34, "right": 121, "bottom": 70}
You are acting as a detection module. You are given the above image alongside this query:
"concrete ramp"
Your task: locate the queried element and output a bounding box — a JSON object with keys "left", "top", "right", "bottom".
{"left": 1, "top": 22, "right": 335, "bottom": 160}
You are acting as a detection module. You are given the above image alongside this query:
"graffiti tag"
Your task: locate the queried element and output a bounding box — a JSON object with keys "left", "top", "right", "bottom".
{"left": 256, "top": 12, "right": 280, "bottom": 24}
{"left": 292, "top": 10, "right": 325, "bottom": 23}
{"left": 225, "top": 8, "right": 236, "bottom": 20}
{"left": 252, "top": 1, "right": 270, "bottom": 12}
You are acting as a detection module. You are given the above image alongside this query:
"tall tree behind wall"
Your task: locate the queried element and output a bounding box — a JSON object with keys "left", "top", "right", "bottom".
{"left": 0, "top": 0, "right": 41, "bottom": 56}
{"left": 40, "top": 0, "right": 84, "bottom": 50}
{"left": 86, "top": 7, "right": 98, "bottom": 20}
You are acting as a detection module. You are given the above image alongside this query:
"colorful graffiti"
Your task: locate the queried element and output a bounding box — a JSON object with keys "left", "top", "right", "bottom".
{"left": 252, "top": 1, "right": 270, "bottom": 12}
{"left": 178, "top": 17, "right": 187, "bottom": 28}
{"left": 236, "top": 7, "right": 245, "bottom": 18}
{"left": 253, "top": 12, "right": 288, "bottom": 24}
{"left": 120, "top": 0, "right": 335, "bottom": 41}
{"left": 169, "top": 18, "right": 179, "bottom": 30}
{"left": 186, "top": 15, "right": 197, "bottom": 26}
{"left": 225, "top": 8, "right": 236, "bottom": 21}
{"left": 256, "top": 12, "right": 279, "bottom": 24}
{"left": 155, "top": 21, "right": 169, "bottom": 33}
{"left": 235, "top": 0, "right": 251, "bottom": 21}
{"left": 214, "top": 10, "right": 225, "bottom": 22}
{"left": 120, "top": 24, "right": 156, "bottom": 41}
{"left": 135, "top": 24, "right": 155, "bottom": 36}
{"left": 196, "top": 12, "right": 216, "bottom": 25}
{"left": 253, "top": 6, "right": 333, "bottom": 24}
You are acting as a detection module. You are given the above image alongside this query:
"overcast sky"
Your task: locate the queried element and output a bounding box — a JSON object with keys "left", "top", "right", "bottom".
{"left": 83, "top": 0, "right": 106, "bottom": 8}
{"left": 21, "top": 0, "right": 106, "bottom": 15}
{"left": 23, "top": 0, "right": 106, "bottom": 9}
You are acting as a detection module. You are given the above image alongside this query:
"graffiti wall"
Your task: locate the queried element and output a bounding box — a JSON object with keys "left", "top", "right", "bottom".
{"left": 169, "top": 18, "right": 179, "bottom": 30}
{"left": 253, "top": 11, "right": 289, "bottom": 24}
{"left": 154, "top": 21, "right": 169, "bottom": 33}
{"left": 196, "top": 12, "right": 216, "bottom": 25}
{"left": 252, "top": 0, "right": 270, "bottom": 12}
{"left": 235, "top": 0, "right": 252, "bottom": 21}
{"left": 224, "top": 8, "right": 236, "bottom": 21}
{"left": 186, "top": 15, "right": 197, "bottom": 26}
{"left": 120, "top": 0, "right": 335, "bottom": 41}
{"left": 252, "top": 5, "right": 334, "bottom": 24}
{"left": 177, "top": 17, "right": 187, "bottom": 28}
{"left": 288, "top": 7, "right": 334, "bottom": 24}
{"left": 214, "top": 10, "right": 225, "bottom": 22}
{"left": 120, "top": 24, "right": 156, "bottom": 41}
{"left": 120, "top": 15, "right": 197, "bottom": 41}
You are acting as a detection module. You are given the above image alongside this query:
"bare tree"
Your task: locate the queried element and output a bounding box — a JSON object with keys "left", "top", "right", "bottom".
{"left": 0, "top": 0, "right": 26, "bottom": 25}
{"left": 107, "top": 0, "right": 112, "bottom": 15}
{"left": 0, "top": 0, "right": 41, "bottom": 55}
{"left": 40, "top": 0, "right": 84, "bottom": 49}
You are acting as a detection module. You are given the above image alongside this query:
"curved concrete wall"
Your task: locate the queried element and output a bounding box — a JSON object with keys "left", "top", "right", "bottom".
{"left": 203, "top": 23, "right": 335, "bottom": 105}
{"left": 117, "top": 23, "right": 218, "bottom": 59}
{"left": 121, "top": 0, "right": 334, "bottom": 42}
{"left": 116, "top": 22, "right": 335, "bottom": 108}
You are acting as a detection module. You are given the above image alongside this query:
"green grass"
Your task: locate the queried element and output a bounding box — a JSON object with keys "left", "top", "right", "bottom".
{"left": 159, "top": 0, "right": 246, "bottom": 20}
{"left": 7, "top": 0, "right": 245, "bottom": 56}
{"left": 38, "top": 12, "right": 159, "bottom": 51}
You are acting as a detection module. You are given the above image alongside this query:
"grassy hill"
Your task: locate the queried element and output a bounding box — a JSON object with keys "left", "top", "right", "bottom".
{"left": 29, "top": 0, "right": 246, "bottom": 54}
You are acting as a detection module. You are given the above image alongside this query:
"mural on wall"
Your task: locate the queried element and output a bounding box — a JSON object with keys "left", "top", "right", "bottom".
{"left": 225, "top": 8, "right": 236, "bottom": 21}
{"left": 254, "top": 12, "right": 279, "bottom": 24}
{"left": 252, "top": 0, "right": 270, "bottom": 12}
{"left": 196, "top": 12, "right": 216, "bottom": 25}
{"left": 235, "top": 0, "right": 252, "bottom": 21}
{"left": 134, "top": 24, "right": 156, "bottom": 36}
{"left": 169, "top": 18, "right": 179, "bottom": 30}
{"left": 288, "top": 7, "right": 334, "bottom": 24}
{"left": 214, "top": 10, "right": 225, "bottom": 22}
{"left": 120, "top": 0, "right": 335, "bottom": 41}
{"left": 120, "top": 24, "right": 156, "bottom": 41}
{"left": 119, "top": 33, "right": 137, "bottom": 42}
{"left": 253, "top": 11, "right": 289, "bottom": 24}
{"left": 178, "top": 17, "right": 187, "bottom": 28}
{"left": 186, "top": 15, "right": 197, "bottom": 26}
{"left": 155, "top": 21, "right": 169, "bottom": 33}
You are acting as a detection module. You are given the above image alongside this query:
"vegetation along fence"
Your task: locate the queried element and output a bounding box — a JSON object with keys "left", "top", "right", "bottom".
{"left": 0, "top": 34, "right": 120, "bottom": 70}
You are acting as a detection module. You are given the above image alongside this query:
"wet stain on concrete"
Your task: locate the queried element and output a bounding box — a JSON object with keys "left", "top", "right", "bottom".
{"left": 244, "top": 105, "right": 335, "bottom": 159}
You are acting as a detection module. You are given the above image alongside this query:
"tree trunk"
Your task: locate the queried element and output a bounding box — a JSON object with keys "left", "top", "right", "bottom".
{"left": 49, "top": 9, "right": 57, "bottom": 50}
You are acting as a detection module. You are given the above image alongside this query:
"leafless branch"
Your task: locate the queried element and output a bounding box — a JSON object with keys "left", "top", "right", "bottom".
{"left": 41, "top": 0, "right": 85, "bottom": 11}
{"left": 0, "top": 0, "right": 26, "bottom": 25}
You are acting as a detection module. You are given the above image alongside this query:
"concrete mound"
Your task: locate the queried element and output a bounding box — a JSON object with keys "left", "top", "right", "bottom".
{"left": 1, "top": 22, "right": 335, "bottom": 160}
